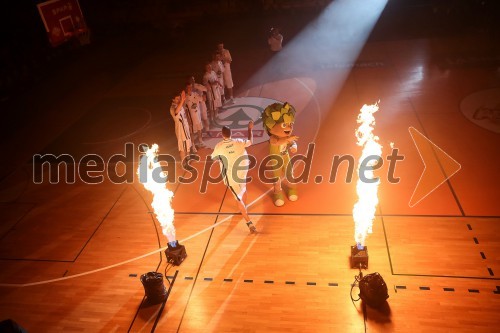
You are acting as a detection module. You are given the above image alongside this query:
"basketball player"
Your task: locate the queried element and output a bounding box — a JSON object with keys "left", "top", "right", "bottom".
{"left": 217, "top": 42, "right": 234, "bottom": 101}
{"left": 170, "top": 90, "right": 195, "bottom": 164}
{"left": 210, "top": 121, "right": 257, "bottom": 233}
{"left": 184, "top": 83, "right": 205, "bottom": 148}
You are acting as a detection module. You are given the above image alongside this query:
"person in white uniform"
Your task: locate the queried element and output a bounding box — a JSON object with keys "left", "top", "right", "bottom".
{"left": 184, "top": 83, "right": 205, "bottom": 148}
{"left": 170, "top": 90, "right": 195, "bottom": 163}
{"left": 188, "top": 75, "right": 209, "bottom": 130}
{"left": 203, "top": 63, "right": 222, "bottom": 127}
{"left": 210, "top": 121, "right": 257, "bottom": 233}
{"left": 217, "top": 42, "right": 234, "bottom": 100}
{"left": 211, "top": 53, "right": 225, "bottom": 103}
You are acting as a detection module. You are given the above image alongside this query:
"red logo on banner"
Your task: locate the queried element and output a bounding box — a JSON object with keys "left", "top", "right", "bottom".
{"left": 37, "top": 0, "right": 88, "bottom": 47}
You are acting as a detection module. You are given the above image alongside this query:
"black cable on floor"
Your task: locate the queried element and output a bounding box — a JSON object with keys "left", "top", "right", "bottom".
{"left": 350, "top": 270, "right": 367, "bottom": 333}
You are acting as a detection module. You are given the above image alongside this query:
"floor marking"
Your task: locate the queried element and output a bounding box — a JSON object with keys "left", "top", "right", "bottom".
{"left": 125, "top": 274, "right": 500, "bottom": 295}
{"left": 9, "top": 79, "right": 491, "bottom": 293}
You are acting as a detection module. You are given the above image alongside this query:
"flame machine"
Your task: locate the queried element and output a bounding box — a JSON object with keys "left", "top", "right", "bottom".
{"left": 165, "top": 240, "right": 187, "bottom": 266}
{"left": 350, "top": 243, "right": 368, "bottom": 269}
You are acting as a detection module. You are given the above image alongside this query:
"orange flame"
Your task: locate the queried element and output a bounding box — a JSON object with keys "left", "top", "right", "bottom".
{"left": 353, "top": 104, "right": 382, "bottom": 247}
{"left": 137, "top": 144, "right": 176, "bottom": 243}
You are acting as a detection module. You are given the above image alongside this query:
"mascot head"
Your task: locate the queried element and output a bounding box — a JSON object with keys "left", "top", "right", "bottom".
{"left": 262, "top": 102, "right": 296, "bottom": 138}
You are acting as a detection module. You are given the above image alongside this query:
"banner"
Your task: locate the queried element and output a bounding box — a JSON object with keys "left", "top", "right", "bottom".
{"left": 37, "top": 0, "right": 88, "bottom": 47}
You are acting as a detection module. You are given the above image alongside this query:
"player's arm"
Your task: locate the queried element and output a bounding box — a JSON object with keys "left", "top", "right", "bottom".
{"left": 173, "top": 90, "right": 186, "bottom": 115}
{"left": 210, "top": 145, "right": 220, "bottom": 161}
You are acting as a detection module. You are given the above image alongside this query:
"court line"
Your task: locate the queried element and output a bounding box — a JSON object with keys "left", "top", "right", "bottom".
{"left": 0, "top": 149, "right": 306, "bottom": 287}
{"left": 73, "top": 187, "right": 127, "bottom": 262}
{"left": 0, "top": 79, "right": 322, "bottom": 288}
{"left": 176, "top": 187, "right": 228, "bottom": 333}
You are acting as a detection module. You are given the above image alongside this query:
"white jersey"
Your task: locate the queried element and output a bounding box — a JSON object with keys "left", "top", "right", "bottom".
{"left": 220, "top": 48, "right": 234, "bottom": 89}
{"left": 211, "top": 60, "right": 225, "bottom": 91}
{"left": 170, "top": 102, "right": 192, "bottom": 152}
{"left": 184, "top": 91, "right": 203, "bottom": 131}
{"left": 203, "top": 70, "right": 222, "bottom": 109}
{"left": 211, "top": 138, "right": 251, "bottom": 173}
{"left": 211, "top": 138, "right": 251, "bottom": 198}
{"left": 191, "top": 82, "right": 208, "bottom": 120}
{"left": 211, "top": 60, "right": 224, "bottom": 79}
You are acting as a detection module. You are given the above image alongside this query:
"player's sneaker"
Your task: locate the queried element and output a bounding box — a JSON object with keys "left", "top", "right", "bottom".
{"left": 246, "top": 221, "right": 257, "bottom": 233}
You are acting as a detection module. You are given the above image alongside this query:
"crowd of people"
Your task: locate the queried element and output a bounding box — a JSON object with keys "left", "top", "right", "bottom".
{"left": 169, "top": 42, "right": 235, "bottom": 159}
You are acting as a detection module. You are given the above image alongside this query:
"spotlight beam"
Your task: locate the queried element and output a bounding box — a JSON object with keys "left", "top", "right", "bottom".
{"left": 245, "top": 0, "right": 388, "bottom": 110}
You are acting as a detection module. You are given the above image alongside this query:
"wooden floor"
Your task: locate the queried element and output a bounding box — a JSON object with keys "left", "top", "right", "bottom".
{"left": 1, "top": 9, "right": 500, "bottom": 333}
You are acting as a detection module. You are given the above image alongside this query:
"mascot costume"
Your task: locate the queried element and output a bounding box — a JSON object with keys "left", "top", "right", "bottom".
{"left": 262, "top": 102, "right": 299, "bottom": 206}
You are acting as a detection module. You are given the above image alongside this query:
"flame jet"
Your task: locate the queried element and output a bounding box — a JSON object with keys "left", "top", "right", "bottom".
{"left": 137, "top": 144, "right": 177, "bottom": 247}
{"left": 353, "top": 104, "right": 382, "bottom": 249}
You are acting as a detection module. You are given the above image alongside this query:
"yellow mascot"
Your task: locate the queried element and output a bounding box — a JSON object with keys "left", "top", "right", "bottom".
{"left": 262, "top": 102, "right": 299, "bottom": 206}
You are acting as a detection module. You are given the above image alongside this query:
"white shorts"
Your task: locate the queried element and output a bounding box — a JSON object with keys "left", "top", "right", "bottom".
{"left": 223, "top": 63, "right": 233, "bottom": 89}
{"left": 223, "top": 167, "right": 248, "bottom": 201}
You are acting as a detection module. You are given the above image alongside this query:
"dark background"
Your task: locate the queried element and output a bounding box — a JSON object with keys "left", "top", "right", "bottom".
{"left": 1, "top": 0, "right": 499, "bottom": 104}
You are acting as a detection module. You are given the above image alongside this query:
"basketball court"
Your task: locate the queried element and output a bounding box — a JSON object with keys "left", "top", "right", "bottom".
{"left": 1, "top": 3, "right": 500, "bottom": 332}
